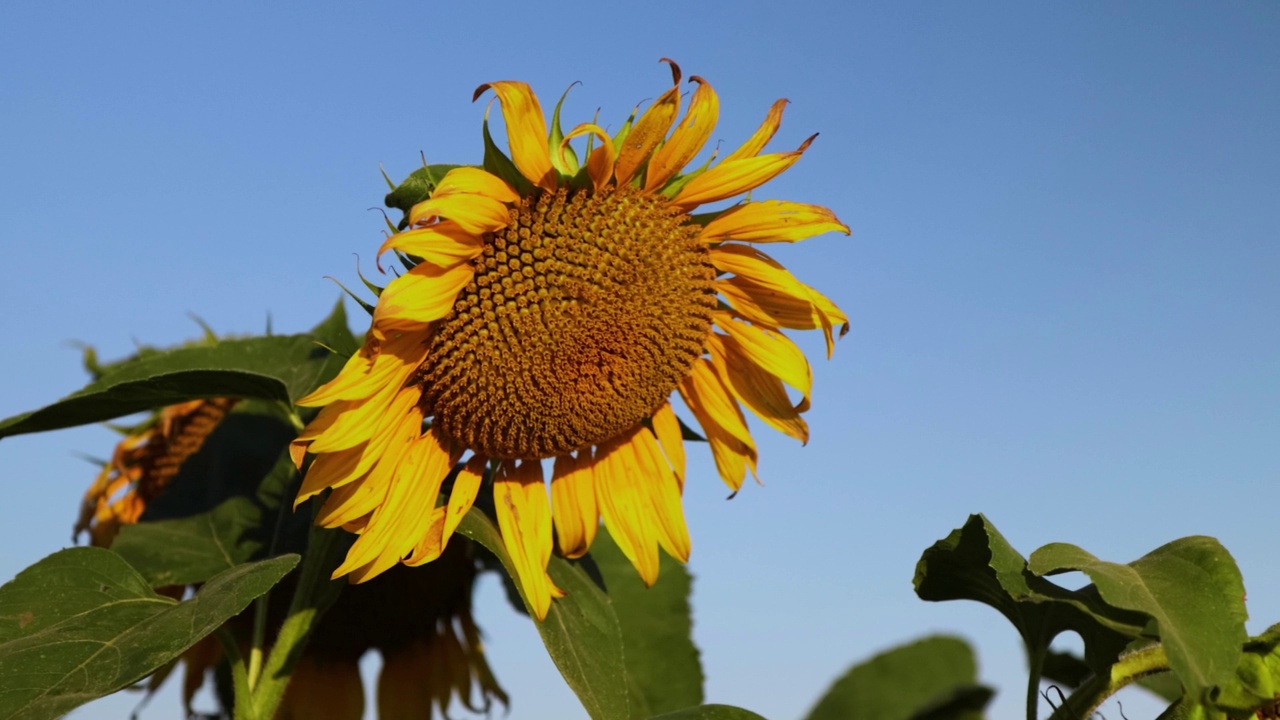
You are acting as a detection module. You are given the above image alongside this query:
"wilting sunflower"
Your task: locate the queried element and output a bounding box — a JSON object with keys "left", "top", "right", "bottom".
{"left": 294, "top": 60, "right": 850, "bottom": 620}
{"left": 76, "top": 398, "right": 506, "bottom": 720}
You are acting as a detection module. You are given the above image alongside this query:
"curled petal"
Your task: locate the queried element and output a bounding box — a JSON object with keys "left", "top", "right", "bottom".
{"left": 614, "top": 65, "right": 683, "bottom": 185}
{"left": 562, "top": 123, "right": 616, "bottom": 193}
{"left": 432, "top": 166, "right": 520, "bottom": 203}
{"left": 699, "top": 200, "right": 849, "bottom": 244}
{"left": 678, "top": 360, "right": 758, "bottom": 492}
{"left": 722, "top": 98, "right": 788, "bottom": 163}
{"left": 645, "top": 76, "right": 719, "bottom": 191}
{"left": 707, "top": 333, "right": 809, "bottom": 443}
{"left": 473, "top": 81, "right": 557, "bottom": 190}
{"left": 673, "top": 134, "right": 817, "bottom": 210}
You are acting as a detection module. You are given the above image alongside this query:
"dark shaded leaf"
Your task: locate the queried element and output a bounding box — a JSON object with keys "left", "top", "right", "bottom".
{"left": 803, "top": 635, "right": 992, "bottom": 720}
{"left": 591, "top": 529, "right": 703, "bottom": 717}
{"left": 1029, "top": 538, "right": 1247, "bottom": 703}
{"left": 0, "top": 548, "right": 296, "bottom": 720}
{"left": 457, "top": 508, "right": 628, "bottom": 720}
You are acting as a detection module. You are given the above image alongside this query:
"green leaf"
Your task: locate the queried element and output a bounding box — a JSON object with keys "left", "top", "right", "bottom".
{"left": 383, "top": 163, "right": 466, "bottom": 226}
{"left": 1029, "top": 537, "right": 1247, "bottom": 702}
{"left": 649, "top": 705, "right": 768, "bottom": 720}
{"left": 591, "top": 528, "right": 703, "bottom": 717}
{"left": 0, "top": 331, "right": 346, "bottom": 440}
{"left": 308, "top": 297, "right": 359, "bottom": 358}
{"left": 803, "top": 635, "right": 993, "bottom": 720}
{"left": 457, "top": 508, "right": 629, "bottom": 720}
{"left": 0, "top": 548, "right": 296, "bottom": 720}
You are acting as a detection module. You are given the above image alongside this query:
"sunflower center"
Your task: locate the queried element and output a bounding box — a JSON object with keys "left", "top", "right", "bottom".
{"left": 418, "top": 186, "right": 717, "bottom": 460}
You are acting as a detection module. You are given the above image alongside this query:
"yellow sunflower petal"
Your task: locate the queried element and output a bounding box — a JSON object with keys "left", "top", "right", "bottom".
{"left": 711, "top": 246, "right": 850, "bottom": 357}
{"left": 722, "top": 98, "right": 788, "bottom": 163}
{"left": 562, "top": 123, "right": 616, "bottom": 193}
{"left": 334, "top": 426, "right": 458, "bottom": 582}
{"left": 300, "top": 386, "right": 422, "bottom": 505}
{"left": 713, "top": 312, "right": 812, "bottom": 400}
{"left": 650, "top": 400, "right": 686, "bottom": 488}
{"left": 645, "top": 76, "right": 719, "bottom": 191}
{"left": 432, "top": 166, "right": 520, "bottom": 203}
{"left": 377, "top": 221, "right": 484, "bottom": 269}
{"left": 407, "top": 191, "right": 510, "bottom": 235}
{"left": 678, "top": 360, "right": 759, "bottom": 492}
{"left": 595, "top": 430, "right": 660, "bottom": 585}
{"left": 494, "top": 460, "right": 563, "bottom": 621}
{"left": 473, "top": 81, "right": 557, "bottom": 191}
{"left": 672, "top": 134, "right": 817, "bottom": 210}
{"left": 629, "top": 425, "right": 691, "bottom": 563}
{"left": 707, "top": 333, "right": 809, "bottom": 443}
{"left": 298, "top": 331, "right": 427, "bottom": 407}
{"left": 614, "top": 60, "right": 683, "bottom": 186}
{"left": 372, "top": 262, "right": 474, "bottom": 332}
{"left": 699, "top": 200, "right": 849, "bottom": 244}
{"left": 443, "top": 454, "right": 487, "bottom": 542}
{"left": 550, "top": 452, "right": 597, "bottom": 559}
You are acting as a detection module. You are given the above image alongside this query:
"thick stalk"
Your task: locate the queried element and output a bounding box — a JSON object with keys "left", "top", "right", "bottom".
{"left": 1047, "top": 645, "right": 1171, "bottom": 720}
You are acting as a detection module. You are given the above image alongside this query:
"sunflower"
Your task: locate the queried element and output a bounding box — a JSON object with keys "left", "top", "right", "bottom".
{"left": 294, "top": 59, "right": 850, "bottom": 620}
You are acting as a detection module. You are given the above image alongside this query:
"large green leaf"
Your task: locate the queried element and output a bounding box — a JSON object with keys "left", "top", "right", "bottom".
{"left": 591, "top": 529, "right": 703, "bottom": 717}
{"left": 649, "top": 706, "right": 768, "bottom": 720}
{"left": 1029, "top": 538, "right": 1247, "bottom": 703}
{"left": 803, "top": 635, "right": 993, "bottom": 720}
{"left": 457, "top": 508, "right": 629, "bottom": 720}
{"left": 0, "top": 548, "right": 296, "bottom": 720}
{"left": 0, "top": 299, "right": 354, "bottom": 440}
{"left": 913, "top": 515, "right": 1147, "bottom": 718}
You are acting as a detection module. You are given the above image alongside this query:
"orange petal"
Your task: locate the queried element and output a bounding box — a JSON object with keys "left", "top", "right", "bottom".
{"left": 474, "top": 81, "right": 557, "bottom": 191}
{"left": 673, "top": 135, "right": 816, "bottom": 210}
{"left": 650, "top": 400, "right": 686, "bottom": 489}
{"left": 707, "top": 333, "right": 809, "bottom": 443}
{"left": 372, "top": 262, "right": 474, "bottom": 332}
{"left": 614, "top": 63, "right": 683, "bottom": 186}
{"left": 644, "top": 76, "right": 719, "bottom": 191}
{"left": 713, "top": 313, "right": 812, "bottom": 400}
{"left": 407, "top": 191, "right": 510, "bottom": 235}
{"left": 562, "top": 123, "right": 616, "bottom": 193}
{"left": 722, "top": 98, "right": 788, "bottom": 163}
{"left": 494, "top": 460, "right": 563, "bottom": 620}
{"left": 699, "top": 200, "right": 849, "bottom": 244}
{"left": 550, "top": 452, "right": 598, "bottom": 558}
{"left": 377, "top": 221, "right": 484, "bottom": 269}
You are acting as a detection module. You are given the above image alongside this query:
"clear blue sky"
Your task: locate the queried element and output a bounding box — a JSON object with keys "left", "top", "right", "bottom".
{"left": 2, "top": 3, "right": 1277, "bottom": 719}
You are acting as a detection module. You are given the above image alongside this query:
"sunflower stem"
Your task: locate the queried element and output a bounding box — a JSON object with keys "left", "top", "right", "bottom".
{"left": 239, "top": 519, "right": 348, "bottom": 720}
{"left": 1045, "top": 645, "right": 1172, "bottom": 720}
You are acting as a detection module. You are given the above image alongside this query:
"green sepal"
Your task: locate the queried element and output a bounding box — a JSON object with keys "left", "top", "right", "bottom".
{"left": 384, "top": 162, "right": 466, "bottom": 230}
{"left": 612, "top": 104, "right": 639, "bottom": 156}
{"left": 548, "top": 82, "right": 581, "bottom": 176}
{"left": 659, "top": 151, "right": 717, "bottom": 199}
{"left": 325, "top": 276, "right": 376, "bottom": 316}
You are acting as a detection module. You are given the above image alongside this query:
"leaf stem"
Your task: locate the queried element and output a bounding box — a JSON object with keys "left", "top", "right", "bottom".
{"left": 1047, "top": 645, "right": 1172, "bottom": 720}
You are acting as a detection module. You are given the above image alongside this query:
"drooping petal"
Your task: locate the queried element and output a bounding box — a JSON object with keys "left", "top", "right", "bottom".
{"left": 711, "top": 245, "right": 850, "bottom": 357}
{"left": 473, "top": 81, "right": 557, "bottom": 190}
{"left": 297, "top": 331, "right": 427, "bottom": 407}
{"left": 298, "top": 386, "right": 424, "bottom": 505}
{"left": 550, "top": 452, "right": 598, "bottom": 558}
{"left": 722, "top": 98, "right": 788, "bottom": 163}
{"left": 443, "top": 455, "right": 487, "bottom": 542}
{"left": 672, "top": 134, "right": 817, "bottom": 210}
{"left": 645, "top": 76, "right": 719, "bottom": 191}
{"left": 377, "top": 221, "right": 484, "bottom": 269}
{"left": 678, "top": 360, "right": 759, "bottom": 492}
{"left": 278, "top": 657, "right": 365, "bottom": 720}
{"left": 614, "top": 61, "right": 683, "bottom": 186}
{"left": 562, "top": 123, "right": 616, "bottom": 193}
{"left": 372, "top": 262, "right": 474, "bottom": 332}
{"left": 699, "top": 200, "right": 849, "bottom": 244}
{"left": 629, "top": 426, "right": 692, "bottom": 563}
{"left": 493, "top": 460, "right": 563, "bottom": 620}
{"left": 650, "top": 400, "right": 686, "bottom": 488}
{"left": 407, "top": 192, "right": 510, "bottom": 235}
{"left": 594, "top": 430, "right": 659, "bottom": 585}
{"left": 707, "top": 333, "right": 809, "bottom": 444}
{"left": 713, "top": 313, "right": 812, "bottom": 400}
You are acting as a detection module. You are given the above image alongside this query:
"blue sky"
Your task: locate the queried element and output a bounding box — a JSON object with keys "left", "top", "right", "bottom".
{"left": 1, "top": 3, "right": 1277, "bottom": 719}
